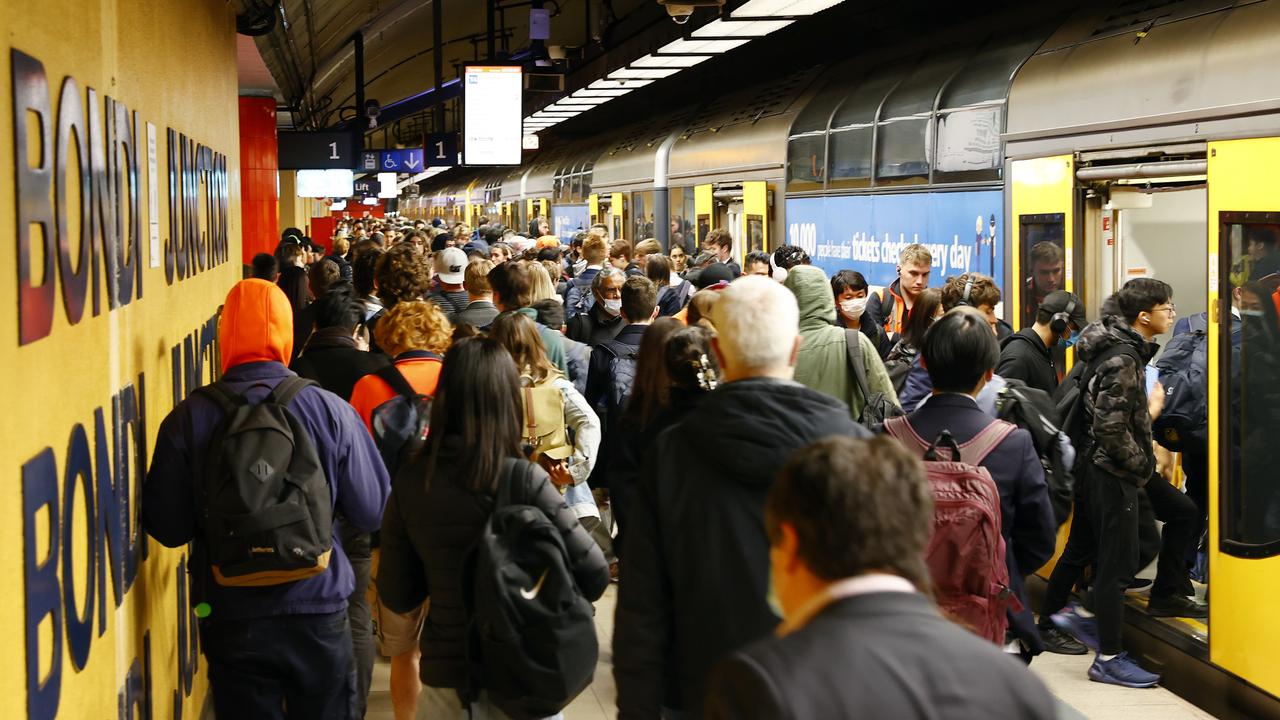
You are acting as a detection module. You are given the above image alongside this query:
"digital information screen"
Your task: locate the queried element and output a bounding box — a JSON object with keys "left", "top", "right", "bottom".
{"left": 296, "top": 169, "right": 354, "bottom": 198}
{"left": 463, "top": 65, "right": 523, "bottom": 166}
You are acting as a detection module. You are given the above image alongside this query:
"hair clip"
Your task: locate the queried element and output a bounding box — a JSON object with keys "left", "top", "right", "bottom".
{"left": 693, "top": 353, "right": 718, "bottom": 391}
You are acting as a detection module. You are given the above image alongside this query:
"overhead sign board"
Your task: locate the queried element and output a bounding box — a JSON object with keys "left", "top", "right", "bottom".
{"left": 279, "top": 131, "right": 357, "bottom": 170}
{"left": 463, "top": 65, "right": 523, "bottom": 165}
{"left": 296, "top": 169, "right": 354, "bottom": 198}
{"left": 358, "top": 149, "right": 425, "bottom": 172}
{"left": 425, "top": 133, "right": 458, "bottom": 167}
{"left": 353, "top": 178, "right": 377, "bottom": 197}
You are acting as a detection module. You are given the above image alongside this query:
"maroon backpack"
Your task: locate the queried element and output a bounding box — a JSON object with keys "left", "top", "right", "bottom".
{"left": 883, "top": 417, "right": 1018, "bottom": 645}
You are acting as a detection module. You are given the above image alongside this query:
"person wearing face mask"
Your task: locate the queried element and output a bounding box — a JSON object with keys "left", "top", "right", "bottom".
{"left": 832, "top": 270, "right": 891, "bottom": 359}
{"left": 567, "top": 266, "right": 627, "bottom": 346}
{"left": 998, "top": 291, "right": 1085, "bottom": 395}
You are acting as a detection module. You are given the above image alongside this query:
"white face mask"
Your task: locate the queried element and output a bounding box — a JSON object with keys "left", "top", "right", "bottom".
{"left": 840, "top": 297, "right": 868, "bottom": 320}
{"left": 602, "top": 298, "right": 622, "bottom": 316}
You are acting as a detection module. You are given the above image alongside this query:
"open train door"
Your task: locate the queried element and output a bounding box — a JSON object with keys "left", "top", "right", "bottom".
{"left": 743, "top": 181, "right": 770, "bottom": 257}
{"left": 1012, "top": 155, "right": 1078, "bottom": 579}
{"left": 695, "top": 184, "right": 714, "bottom": 248}
{"left": 1207, "top": 137, "right": 1280, "bottom": 700}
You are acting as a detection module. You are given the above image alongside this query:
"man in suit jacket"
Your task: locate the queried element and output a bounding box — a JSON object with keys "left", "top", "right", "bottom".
{"left": 705, "top": 435, "right": 1057, "bottom": 720}
{"left": 908, "top": 308, "right": 1059, "bottom": 657}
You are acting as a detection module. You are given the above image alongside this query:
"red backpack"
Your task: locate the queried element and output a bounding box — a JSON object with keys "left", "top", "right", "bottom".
{"left": 884, "top": 417, "right": 1019, "bottom": 644}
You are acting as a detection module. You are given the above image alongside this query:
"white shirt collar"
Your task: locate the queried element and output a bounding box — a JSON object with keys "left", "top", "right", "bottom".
{"left": 778, "top": 574, "right": 916, "bottom": 636}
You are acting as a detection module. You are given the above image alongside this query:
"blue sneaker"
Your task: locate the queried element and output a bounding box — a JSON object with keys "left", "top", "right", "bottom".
{"left": 1050, "top": 602, "right": 1100, "bottom": 652}
{"left": 1088, "top": 652, "right": 1161, "bottom": 688}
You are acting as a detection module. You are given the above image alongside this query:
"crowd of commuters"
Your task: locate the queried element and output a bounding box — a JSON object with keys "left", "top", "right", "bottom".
{"left": 141, "top": 214, "right": 1218, "bottom": 718}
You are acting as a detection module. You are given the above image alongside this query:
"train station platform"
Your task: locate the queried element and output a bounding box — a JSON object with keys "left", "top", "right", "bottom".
{"left": 364, "top": 587, "right": 1215, "bottom": 720}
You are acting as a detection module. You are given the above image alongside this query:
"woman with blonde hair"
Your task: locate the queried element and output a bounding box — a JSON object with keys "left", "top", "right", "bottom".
{"left": 526, "top": 260, "right": 561, "bottom": 304}
{"left": 488, "top": 311, "right": 607, "bottom": 551}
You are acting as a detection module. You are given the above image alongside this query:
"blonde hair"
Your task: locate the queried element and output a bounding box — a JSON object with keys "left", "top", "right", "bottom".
{"left": 526, "top": 261, "right": 559, "bottom": 303}
{"left": 374, "top": 300, "right": 452, "bottom": 357}
{"left": 331, "top": 236, "right": 350, "bottom": 255}
{"left": 634, "top": 239, "right": 662, "bottom": 258}
{"left": 898, "top": 243, "right": 933, "bottom": 267}
{"left": 465, "top": 258, "right": 494, "bottom": 295}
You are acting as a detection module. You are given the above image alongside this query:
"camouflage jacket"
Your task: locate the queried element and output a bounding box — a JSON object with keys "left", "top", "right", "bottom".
{"left": 1077, "top": 315, "right": 1160, "bottom": 486}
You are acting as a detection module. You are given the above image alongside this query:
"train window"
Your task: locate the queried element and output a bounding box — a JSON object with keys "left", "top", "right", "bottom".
{"left": 746, "top": 215, "right": 766, "bottom": 254}
{"left": 1220, "top": 215, "right": 1280, "bottom": 557}
{"left": 787, "top": 134, "right": 826, "bottom": 191}
{"left": 1019, "top": 214, "right": 1066, "bottom": 328}
{"left": 828, "top": 127, "right": 873, "bottom": 188}
{"left": 876, "top": 118, "right": 930, "bottom": 185}
{"left": 940, "top": 36, "right": 1044, "bottom": 109}
{"left": 933, "top": 107, "right": 1002, "bottom": 183}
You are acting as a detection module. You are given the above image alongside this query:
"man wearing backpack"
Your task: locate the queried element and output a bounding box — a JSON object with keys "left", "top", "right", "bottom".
{"left": 143, "top": 279, "right": 391, "bottom": 719}
{"left": 567, "top": 266, "right": 627, "bottom": 346}
{"left": 885, "top": 308, "right": 1057, "bottom": 660}
{"left": 867, "top": 243, "right": 933, "bottom": 337}
{"left": 999, "top": 290, "right": 1085, "bottom": 395}
{"left": 564, "top": 234, "right": 609, "bottom": 317}
{"left": 1040, "top": 279, "right": 1179, "bottom": 688}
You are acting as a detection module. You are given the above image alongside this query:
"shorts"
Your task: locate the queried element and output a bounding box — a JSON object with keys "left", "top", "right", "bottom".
{"left": 370, "top": 547, "right": 427, "bottom": 657}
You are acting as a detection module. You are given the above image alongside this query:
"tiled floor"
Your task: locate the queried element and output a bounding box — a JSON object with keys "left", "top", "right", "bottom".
{"left": 366, "top": 585, "right": 1217, "bottom": 719}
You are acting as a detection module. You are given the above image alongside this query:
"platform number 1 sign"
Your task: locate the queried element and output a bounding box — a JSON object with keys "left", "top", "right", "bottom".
{"left": 425, "top": 133, "right": 458, "bottom": 168}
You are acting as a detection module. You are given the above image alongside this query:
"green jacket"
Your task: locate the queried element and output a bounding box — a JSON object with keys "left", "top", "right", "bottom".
{"left": 784, "top": 266, "right": 899, "bottom": 421}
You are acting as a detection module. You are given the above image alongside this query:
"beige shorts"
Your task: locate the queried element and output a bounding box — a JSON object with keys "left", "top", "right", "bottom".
{"left": 370, "top": 548, "right": 427, "bottom": 657}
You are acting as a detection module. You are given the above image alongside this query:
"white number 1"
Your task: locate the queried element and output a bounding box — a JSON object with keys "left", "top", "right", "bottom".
{"left": 435, "top": 141, "right": 446, "bottom": 160}
{"left": 328, "top": 141, "right": 339, "bottom": 160}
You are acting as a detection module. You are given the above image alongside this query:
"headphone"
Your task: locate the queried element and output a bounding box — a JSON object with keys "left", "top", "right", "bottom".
{"left": 1050, "top": 295, "right": 1077, "bottom": 335}
{"left": 957, "top": 275, "right": 975, "bottom": 307}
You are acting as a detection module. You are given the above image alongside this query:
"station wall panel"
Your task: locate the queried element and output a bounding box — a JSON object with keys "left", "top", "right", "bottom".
{"left": 0, "top": 0, "right": 241, "bottom": 716}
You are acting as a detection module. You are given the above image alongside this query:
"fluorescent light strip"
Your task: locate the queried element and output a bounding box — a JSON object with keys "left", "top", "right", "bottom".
{"left": 607, "top": 67, "right": 682, "bottom": 80}
{"left": 657, "top": 38, "right": 750, "bottom": 54}
{"left": 631, "top": 53, "right": 712, "bottom": 69}
{"left": 571, "top": 88, "right": 633, "bottom": 98}
{"left": 691, "top": 18, "right": 794, "bottom": 37}
{"left": 731, "top": 0, "right": 844, "bottom": 16}
{"left": 554, "top": 97, "right": 610, "bottom": 106}
{"left": 589, "top": 78, "right": 653, "bottom": 90}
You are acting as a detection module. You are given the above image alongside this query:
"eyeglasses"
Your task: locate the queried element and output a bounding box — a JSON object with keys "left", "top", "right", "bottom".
{"left": 1152, "top": 304, "right": 1177, "bottom": 315}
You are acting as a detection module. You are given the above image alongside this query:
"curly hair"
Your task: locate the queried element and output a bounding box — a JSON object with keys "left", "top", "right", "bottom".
{"left": 374, "top": 243, "right": 430, "bottom": 307}
{"left": 374, "top": 300, "right": 452, "bottom": 357}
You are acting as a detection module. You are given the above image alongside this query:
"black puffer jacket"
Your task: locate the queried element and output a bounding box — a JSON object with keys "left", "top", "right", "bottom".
{"left": 998, "top": 328, "right": 1057, "bottom": 395}
{"left": 615, "top": 378, "right": 867, "bottom": 717}
{"left": 1076, "top": 315, "right": 1159, "bottom": 487}
{"left": 377, "top": 437, "right": 610, "bottom": 689}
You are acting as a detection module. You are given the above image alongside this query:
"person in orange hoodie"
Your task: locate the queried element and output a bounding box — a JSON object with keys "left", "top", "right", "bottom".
{"left": 143, "top": 279, "right": 390, "bottom": 720}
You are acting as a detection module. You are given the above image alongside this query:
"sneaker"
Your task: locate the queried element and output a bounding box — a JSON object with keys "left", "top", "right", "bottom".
{"left": 1088, "top": 652, "right": 1161, "bottom": 688}
{"left": 1127, "top": 578, "right": 1153, "bottom": 591}
{"left": 1050, "top": 602, "right": 1100, "bottom": 652}
{"left": 1041, "top": 625, "right": 1089, "bottom": 655}
{"left": 1147, "top": 594, "right": 1208, "bottom": 619}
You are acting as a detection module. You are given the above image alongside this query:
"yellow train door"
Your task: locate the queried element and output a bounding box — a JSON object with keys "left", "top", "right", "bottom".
{"left": 1206, "top": 137, "right": 1280, "bottom": 698}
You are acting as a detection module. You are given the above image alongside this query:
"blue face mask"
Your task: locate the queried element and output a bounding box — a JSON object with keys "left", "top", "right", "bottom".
{"left": 1057, "top": 334, "right": 1077, "bottom": 349}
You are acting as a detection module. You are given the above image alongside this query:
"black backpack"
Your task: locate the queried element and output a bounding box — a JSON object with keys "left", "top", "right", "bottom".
{"left": 464, "top": 459, "right": 598, "bottom": 719}
{"left": 844, "top": 329, "right": 904, "bottom": 427}
{"left": 567, "top": 275, "right": 596, "bottom": 318}
{"left": 882, "top": 340, "right": 917, "bottom": 395}
{"left": 196, "top": 377, "right": 333, "bottom": 587}
{"left": 995, "top": 379, "right": 1073, "bottom": 526}
{"left": 369, "top": 364, "right": 435, "bottom": 477}
{"left": 1054, "top": 343, "right": 1143, "bottom": 466}
{"left": 598, "top": 341, "right": 640, "bottom": 419}
{"left": 1153, "top": 315, "right": 1208, "bottom": 452}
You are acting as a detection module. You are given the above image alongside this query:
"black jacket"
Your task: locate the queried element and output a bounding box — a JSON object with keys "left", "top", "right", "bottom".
{"left": 567, "top": 303, "right": 626, "bottom": 346}
{"left": 614, "top": 378, "right": 867, "bottom": 717}
{"left": 585, "top": 324, "right": 648, "bottom": 493}
{"left": 900, "top": 394, "right": 1057, "bottom": 653}
{"left": 377, "top": 441, "right": 610, "bottom": 689}
{"left": 705, "top": 592, "right": 1057, "bottom": 720}
{"left": 837, "top": 312, "right": 893, "bottom": 359}
{"left": 1077, "top": 316, "right": 1159, "bottom": 486}
{"left": 456, "top": 299, "right": 499, "bottom": 329}
{"left": 290, "top": 328, "right": 390, "bottom": 401}
{"left": 998, "top": 328, "right": 1058, "bottom": 395}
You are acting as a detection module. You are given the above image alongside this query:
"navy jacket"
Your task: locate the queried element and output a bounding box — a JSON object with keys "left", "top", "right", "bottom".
{"left": 144, "top": 360, "right": 391, "bottom": 620}
{"left": 900, "top": 394, "right": 1057, "bottom": 652}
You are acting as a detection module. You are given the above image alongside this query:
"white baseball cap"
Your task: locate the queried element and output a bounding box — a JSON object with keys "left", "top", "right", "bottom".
{"left": 435, "top": 247, "right": 468, "bottom": 284}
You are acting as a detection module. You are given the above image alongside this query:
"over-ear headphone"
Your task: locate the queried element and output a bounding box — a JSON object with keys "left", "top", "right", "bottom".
{"left": 957, "top": 275, "right": 975, "bottom": 307}
{"left": 1050, "top": 295, "right": 1076, "bottom": 335}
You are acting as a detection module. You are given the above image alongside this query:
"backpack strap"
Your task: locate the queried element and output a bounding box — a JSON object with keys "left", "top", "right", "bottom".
{"left": 844, "top": 329, "right": 870, "bottom": 403}
{"left": 961, "top": 420, "right": 1018, "bottom": 466}
{"left": 375, "top": 363, "right": 419, "bottom": 400}
{"left": 197, "top": 380, "right": 245, "bottom": 414}
{"left": 884, "top": 416, "right": 931, "bottom": 456}
{"left": 266, "top": 376, "right": 316, "bottom": 407}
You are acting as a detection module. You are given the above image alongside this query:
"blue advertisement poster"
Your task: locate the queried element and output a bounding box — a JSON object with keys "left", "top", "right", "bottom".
{"left": 552, "top": 203, "right": 589, "bottom": 244}
{"left": 785, "top": 190, "right": 1004, "bottom": 291}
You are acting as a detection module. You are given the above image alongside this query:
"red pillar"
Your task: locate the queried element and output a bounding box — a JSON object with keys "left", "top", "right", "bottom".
{"left": 238, "top": 97, "right": 278, "bottom": 266}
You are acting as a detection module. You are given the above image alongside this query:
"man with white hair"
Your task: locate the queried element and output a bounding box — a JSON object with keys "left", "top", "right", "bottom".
{"left": 614, "top": 277, "right": 869, "bottom": 718}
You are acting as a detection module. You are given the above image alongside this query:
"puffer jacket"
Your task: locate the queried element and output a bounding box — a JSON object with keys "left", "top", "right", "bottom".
{"left": 1076, "top": 315, "right": 1160, "bottom": 487}
{"left": 784, "top": 265, "right": 898, "bottom": 421}
{"left": 377, "top": 440, "right": 610, "bottom": 689}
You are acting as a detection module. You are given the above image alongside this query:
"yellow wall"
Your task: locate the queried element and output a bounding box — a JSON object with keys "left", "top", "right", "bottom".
{"left": 1, "top": 0, "right": 240, "bottom": 716}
